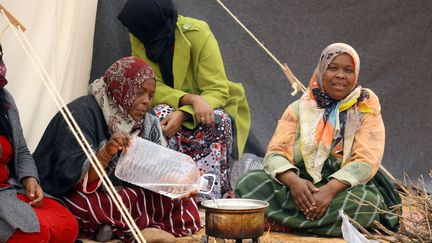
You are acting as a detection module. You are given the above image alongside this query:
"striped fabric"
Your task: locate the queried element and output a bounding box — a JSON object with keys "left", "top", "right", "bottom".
{"left": 64, "top": 187, "right": 201, "bottom": 242}
{"left": 235, "top": 158, "right": 400, "bottom": 236}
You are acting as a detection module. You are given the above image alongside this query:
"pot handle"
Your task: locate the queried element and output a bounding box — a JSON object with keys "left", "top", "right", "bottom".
{"left": 198, "top": 174, "right": 216, "bottom": 194}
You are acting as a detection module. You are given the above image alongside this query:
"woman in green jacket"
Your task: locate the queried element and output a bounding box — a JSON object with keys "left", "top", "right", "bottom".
{"left": 118, "top": 0, "right": 250, "bottom": 201}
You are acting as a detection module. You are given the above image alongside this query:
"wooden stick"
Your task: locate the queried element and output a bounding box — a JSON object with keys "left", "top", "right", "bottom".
{"left": 0, "top": 4, "right": 26, "bottom": 32}
{"left": 215, "top": 0, "right": 306, "bottom": 96}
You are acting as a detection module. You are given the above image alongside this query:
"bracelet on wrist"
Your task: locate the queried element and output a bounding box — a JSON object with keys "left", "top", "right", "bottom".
{"left": 98, "top": 145, "right": 113, "bottom": 162}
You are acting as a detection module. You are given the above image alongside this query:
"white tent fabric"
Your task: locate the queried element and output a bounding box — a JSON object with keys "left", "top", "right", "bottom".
{"left": 0, "top": 0, "right": 97, "bottom": 151}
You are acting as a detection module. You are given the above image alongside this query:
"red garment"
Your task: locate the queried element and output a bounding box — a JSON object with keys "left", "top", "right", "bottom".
{"left": 0, "top": 134, "right": 12, "bottom": 183}
{"left": 0, "top": 163, "right": 8, "bottom": 184}
{"left": 7, "top": 194, "right": 79, "bottom": 243}
{"left": 75, "top": 180, "right": 100, "bottom": 192}
{"left": 0, "top": 136, "right": 78, "bottom": 242}
{"left": 64, "top": 187, "right": 201, "bottom": 242}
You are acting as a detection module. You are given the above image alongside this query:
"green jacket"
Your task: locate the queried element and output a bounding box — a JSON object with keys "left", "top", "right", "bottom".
{"left": 131, "top": 15, "right": 250, "bottom": 159}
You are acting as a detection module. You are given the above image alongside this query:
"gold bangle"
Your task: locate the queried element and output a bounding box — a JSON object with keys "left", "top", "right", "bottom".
{"left": 98, "top": 145, "right": 112, "bottom": 161}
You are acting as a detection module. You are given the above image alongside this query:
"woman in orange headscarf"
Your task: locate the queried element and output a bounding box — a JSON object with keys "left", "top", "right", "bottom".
{"left": 236, "top": 43, "right": 400, "bottom": 236}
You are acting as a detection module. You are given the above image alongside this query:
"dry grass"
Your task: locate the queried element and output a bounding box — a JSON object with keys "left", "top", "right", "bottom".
{"left": 349, "top": 172, "right": 432, "bottom": 242}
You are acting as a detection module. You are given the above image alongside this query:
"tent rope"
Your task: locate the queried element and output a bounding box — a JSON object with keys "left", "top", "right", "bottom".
{"left": 215, "top": 0, "right": 307, "bottom": 96}
{"left": 0, "top": 7, "right": 146, "bottom": 243}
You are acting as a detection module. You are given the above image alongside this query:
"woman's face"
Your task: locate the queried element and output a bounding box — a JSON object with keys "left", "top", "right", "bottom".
{"left": 127, "top": 78, "right": 156, "bottom": 121}
{"left": 322, "top": 53, "right": 356, "bottom": 100}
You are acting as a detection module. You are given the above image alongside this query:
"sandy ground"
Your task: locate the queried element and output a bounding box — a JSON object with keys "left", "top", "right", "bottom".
{"left": 79, "top": 202, "right": 416, "bottom": 242}
{"left": 175, "top": 228, "right": 345, "bottom": 243}
{"left": 81, "top": 230, "right": 345, "bottom": 243}
{"left": 80, "top": 207, "right": 346, "bottom": 243}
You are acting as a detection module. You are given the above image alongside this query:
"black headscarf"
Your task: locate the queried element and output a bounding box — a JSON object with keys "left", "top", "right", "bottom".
{"left": 118, "top": 0, "right": 177, "bottom": 87}
{"left": 0, "top": 44, "right": 12, "bottom": 140}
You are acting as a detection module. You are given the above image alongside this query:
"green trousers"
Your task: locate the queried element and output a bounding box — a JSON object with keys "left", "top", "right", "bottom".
{"left": 235, "top": 158, "right": 400, "bottom": 236}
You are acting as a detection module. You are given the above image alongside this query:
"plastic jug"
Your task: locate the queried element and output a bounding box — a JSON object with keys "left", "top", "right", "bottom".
{"left": 115, "top": 136, "right": 215, "bottom": 199}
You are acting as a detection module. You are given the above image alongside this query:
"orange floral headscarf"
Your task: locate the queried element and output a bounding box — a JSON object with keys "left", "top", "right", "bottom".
{"left": 299, "top": 43, "right": 380, "bottom": 183}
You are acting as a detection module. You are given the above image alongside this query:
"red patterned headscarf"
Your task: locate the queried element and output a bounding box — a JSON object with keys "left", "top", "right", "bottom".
{"left": 103, "top": 56, "right": 155, "bottom": 112}
{"left": 89, "top": 56, "right": 156, "bottom": 134}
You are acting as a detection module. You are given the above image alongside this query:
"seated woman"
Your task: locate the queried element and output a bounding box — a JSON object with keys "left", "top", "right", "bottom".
{"left": 235, "top": 43, "right": 400, "bottom": 236}
{"left": 33, "top": 57, "right": 200, "bottom": 242}
{"left": 118, "top": 0, "right": 251, "bottom": 200}
{"left": 0, "top": 45, "right": 78, "bottom": 242}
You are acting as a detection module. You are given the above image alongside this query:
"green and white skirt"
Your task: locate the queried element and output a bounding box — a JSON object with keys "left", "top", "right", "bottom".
{"left": 235, "top": 158, "right": 400, "bottom": 236}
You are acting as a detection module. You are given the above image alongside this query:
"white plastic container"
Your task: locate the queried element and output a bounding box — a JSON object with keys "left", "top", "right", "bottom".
{"left": 115, "top": 136, "right": 215, "bottom": 199}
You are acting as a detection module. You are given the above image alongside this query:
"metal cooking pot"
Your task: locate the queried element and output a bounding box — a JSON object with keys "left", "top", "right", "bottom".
{"left": 201, "top": 198, "right": 269, "bottom": 241}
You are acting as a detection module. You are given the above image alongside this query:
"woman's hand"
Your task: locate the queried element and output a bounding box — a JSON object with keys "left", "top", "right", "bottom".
{"left": 277, "top": 170, "right": 319, "bottom": 214}
{"left": 22, "top": 176, "right": 43, "bottom": 208}
{"left": 89, "top": 131, "right": 132, "bottom": 184}
{"left": 171, "top": 169, "right": 202, "bottom": 203}
{"left": 161, "top": 111, "right": 187, "bottom": 137}
{"left": 193, "top": 96, "right": 214, "bottom": 126}
{"left": 179, "top": 94, "right": 215, "bottom": 126}
{"left": 172, "top": 190, "right": 198, "bottom": 203}
{"left": 191, "top": 95, "right": 214, "bottom": 127}
{"left": 105, "top": 131, "right": 132, "bottom": 156}
{"left": 305, "top": 179, "right": 349, "bottom": 220}
{"left": 305, "top": 188, "right": 333, "bottom": 221}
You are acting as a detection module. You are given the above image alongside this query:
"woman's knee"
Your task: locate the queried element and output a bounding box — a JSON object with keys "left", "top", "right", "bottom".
{"left": 212, "top": 110, "right": 233, "bottom": 142}
{"left": 339, "top": 189, "right": 381, "bottom": 226}
{"left": 153, "top": 104, "right": 174, "bottom": 120}
{"left": 38, "top": 199, "right": 79, "bottom": 242}
{"left": 214, "top": 109, "right": 231, "bottom": 126}
{"left": 235, "top": 170, "right": 271, "bottom": 194}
